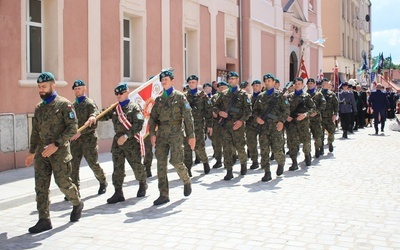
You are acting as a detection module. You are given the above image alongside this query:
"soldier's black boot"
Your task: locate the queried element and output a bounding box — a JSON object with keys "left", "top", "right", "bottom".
{"left": 107, "top": 188, "right": 125, "bottom": 204}
{"left": 270, "top": 153, "right": 275, "bottom": 161}
{"left": 224, "top": 170, "right": 233, "bottom": 180}
{"left": 203, "top": 162, "right": 210, "bottom": 174}
{"left": 276, "top": 164, "right": 284, "bottom": 176}
{"left": 342, "top": 130, "right": 348, "bottom": 138}
{"left": 153, "top": 195, "right": 170, "bottom": 206}
{"left": 137, "top": 181, "right": 148, "bottom": 197}
{"left": 187, "top": 167, "right": 192, "bottom": 177}
{"left": 328, "top": 143, "right": 334, "bottom": 152}
{"left": 289, "top": 159, "right": 298, "bottom": 171}
{"left": 184, "top": 182, "right": 192, "bottom": 196}
{"left": 194, "top": 157, "right": 200, "bottom": 164}
{"left": 250, "top": 161, "right": 259, "bottom": 170}
{"left": 146, "top": 166, "right": 152, "bottom": 178}
{"left": 315, "top": 147, "right": 320, "bottom": 158}
{"left": 212, "top": 161, "right": 222, "bottom": 169}
{"left": 305, "top": 153, "right": 311, "bottom": 166}
{"left": 320, "top": 146, "right": 324, "bottom": 156}
{"left": 28, "top": 219, "right": 52, "bottom": 234}
{"left": 98, "top": 181, "right": 108, "bottom": 195}
{"left": 70, "top": 201, "right": 84, "bottom": 222}
{"left": 261, "top": 170, "right": 272, "bottom": 182}
{"left": 240, "top": 163, "right": 247, "bottom": 175}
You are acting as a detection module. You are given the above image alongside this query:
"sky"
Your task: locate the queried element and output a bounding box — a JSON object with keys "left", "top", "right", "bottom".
{"left": 371, "top": 0, "right": 400, "bottom": 64}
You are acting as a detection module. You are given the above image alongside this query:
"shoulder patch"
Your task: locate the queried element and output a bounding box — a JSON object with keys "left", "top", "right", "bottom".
{"left": 137, "top": 113, "right": 144, "bottom": 120}
{"left": 246, "top": 97, "right": 251, "bottom": 104}
{"left": 69, "top": 111, "right": 75, "bottom": 119}
{"left": 185, "top": 102, "right": 191, "bottom": 110}
{"left": 285, "top": 99, "right": 289, "bottom": 105}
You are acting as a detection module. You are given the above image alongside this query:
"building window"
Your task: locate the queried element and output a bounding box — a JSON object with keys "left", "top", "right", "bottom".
{"left": 226, "top": 38, "right": 236, "bottom": 58}
{"left": 123, "top": 19, "right": 131, "bottom": 79}
{"left": 27, "top": 0, "right": 43, "bottom": 74}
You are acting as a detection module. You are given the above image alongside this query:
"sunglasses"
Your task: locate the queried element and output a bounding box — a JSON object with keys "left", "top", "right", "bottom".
{"left": 115, "top": 91, "right": 127, "bottom": 96}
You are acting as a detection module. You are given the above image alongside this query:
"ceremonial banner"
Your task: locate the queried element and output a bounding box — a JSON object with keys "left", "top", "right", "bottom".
{"left": 297, "top": 56, "right": 309, "bottom": 80}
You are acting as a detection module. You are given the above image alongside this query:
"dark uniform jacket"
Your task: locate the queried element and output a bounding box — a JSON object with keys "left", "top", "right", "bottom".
{"left": 321, "top": 89, "right": 339, "bottom": 118}
{"left": 253, "top": 89, "right": 289, "bottom": 125}
{"left": 369, "top": 89, "right": 390, "bottom": 112}
{"left": 185, "top": 90, "right": 213, "bottom": 128}
{"left": 213, "top": 88, "right": 252, "bottom": 125}
{"left": 338, "top": 90, "right": 357, "bottom": 114}
{"left": 286, "top": 91, "right": 316, "bottom": 122}
{"left": 307, "top": 89, "right": 326, "bottom": 121}
{"left": 73, "top": 97, "right": 99, "bottom": 136}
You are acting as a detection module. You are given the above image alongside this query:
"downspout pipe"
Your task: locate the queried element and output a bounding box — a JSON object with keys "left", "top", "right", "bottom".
{"left": 239, "top": 0, "right": 243, "bottom": 79}
{"left": 0, "top": 113, "right": 17, "bottom": 169}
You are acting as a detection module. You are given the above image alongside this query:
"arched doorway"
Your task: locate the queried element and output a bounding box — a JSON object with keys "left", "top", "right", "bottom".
{"left": 289, "top": 51, "right": 298, "bottom": 82}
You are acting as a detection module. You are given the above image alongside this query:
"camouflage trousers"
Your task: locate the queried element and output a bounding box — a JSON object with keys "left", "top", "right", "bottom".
{"left": 155, "top": 134, "right": 191, "bottom": 197}
{"left": 210, "top": 123, "right": 223, "bottom": 162}
{"left": 286, "top": 119, "right": 311, "bottom": 159}
{"left": 184, "top": 124, "right": 208, "bottom": 168}
{"left": 34, "top": 154, "right": 80, "bottom": 220}
{"left": 143, "top": 135, "right": 154, "bottom": 169}
{"left": 321, "top": 116, "right": 336, "bottom": 144}
{"left": 259, "top": 123, "right": 285, "bottom": 170}
{"left": 111, "top": 138, "right": 146, "bottom": 189}
{"left": 309, "top": 118, "right": 323, "bottom": 150}
{"left": 245, "top": 124, "right": 260, "bottom": 162}
{"left": 220, "top": 121, "right": 247, "bottom": 169}
{"left": 70, "top": 134, "right": 106, "bottom": 191}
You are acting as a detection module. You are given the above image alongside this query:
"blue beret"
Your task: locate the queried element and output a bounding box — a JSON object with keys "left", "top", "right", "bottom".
{"left": 263, "top": 73, "right": 275, "bottom": 81}
{"left": 203, "top": 82, "right": 212, "bottom": 88}
{"left": 217, "top": 81, "right": 229, "bottom": 87}
{"left": 37, "top": 72, "right": 55, "bottom": 83}
{"left": 72, "top": 79, "right": 86, "bottom": 89}
{"left": 252, "top": 80, "right": 261, "bottom": 86}
{"left": 114, "top": 82, "right": 128, "bottom": 94}
{"left": 294, "top": 77, "right": 304, "bottom": 82}
{"left": 227, "top": 71, "right": 239, "bottom": 78}
{"left": 275, "top": 78, "right": 280, "bottom": 83}
{"left": 307, "top": 78, "right": 315, "bottom": 83}
{"left": 159, "top": 70, "right": 174, "bottom": 81}
{"left": 186, "top": 75, "right": 199, "bottom": 82}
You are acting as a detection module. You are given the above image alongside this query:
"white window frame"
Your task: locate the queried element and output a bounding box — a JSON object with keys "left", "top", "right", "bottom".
{"left": 123, "top": 18, "right": 132, "bottom": 81}
{"left": 26, "top": 0, "right": 44, "bottom": 76}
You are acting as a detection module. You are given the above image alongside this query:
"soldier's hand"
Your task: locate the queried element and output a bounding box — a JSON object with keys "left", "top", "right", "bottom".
{"left": 188, "top": 137, "right": 196, "bottom": 150}
{"left": 212, "top": 112, "right": 218, "bottom": 118}
{"left": 310, "top": 112, "right": 318, "bottom": 117}
{"left": 42, "top": 144, "right": 59, "bottom": 158}
{"left": 332, "top": 115, "right": 337, "bottom": 123}
{"left": 276, "top": 121, "right": 284, "bottom": 132}
{"left": 70, "top": 132, "right": 81, "bottom": 141}
{"left": 150, "top": 135, "right": 157, "bottom": 147}
{"left": 256, "top": 117, "right": 265, "bottom": 125}
{"left": 296, "top": 113, "right": 307, "bottom": 121}
{"left": 117, "top": 135, "right": 128, "bottom": 146}
{"left": 219, "top": 111, "right": 228, "bottom": 118}
{"left": 86, "top": 116, "right": 97, "bottom": 127}
{"left": 25, "top": 153, "right": 35, "bottom": 167}
{"left": 233, "top": 120, "right": 243, "bottom": 130}
{"left": 207, "top": 127, "right": 213, "bottom": 136}
{"left": 286, "top": 116, "right": 293, "bottom": 122}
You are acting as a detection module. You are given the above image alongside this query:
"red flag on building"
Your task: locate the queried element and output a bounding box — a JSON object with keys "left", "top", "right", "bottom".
{"left": 297, "top": 56, "right": 309, "bottom": 80}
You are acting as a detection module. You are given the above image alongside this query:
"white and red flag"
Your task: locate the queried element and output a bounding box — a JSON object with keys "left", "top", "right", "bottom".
{"left": 297, "top": 56, "right": 309, "bottom": 80}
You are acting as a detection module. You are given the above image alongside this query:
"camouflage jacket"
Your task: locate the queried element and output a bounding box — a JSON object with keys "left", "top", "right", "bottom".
{"left": 73, "top": 96, "right": 99, "bottom": 136}
{"left": 149, "top": 89, "right": 195, "bottom": 138}
{"left": 185, "top": 90, "right": 213, "bottom": 128}
{"left": 213, "top": 88, "right": 252, "bottom": 123}
{"left": 286, "top": 91, "right": 316, "bottom": 122}
{"left": 253, "top": 89, "right": 290, "bottom": 125}
{"left": 29, "top": 95, "right": 78, "bottom": 161}
{"left": 321, "top": 89, "right": 339, "bottom": 118}
{"left": 307, "top": 89, "right": 326, "bottom": 121}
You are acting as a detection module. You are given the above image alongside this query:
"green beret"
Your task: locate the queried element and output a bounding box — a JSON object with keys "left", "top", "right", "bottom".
{"left": 240, "top": 81, "right": 249, "bottom": 88}
{"left": 186, "top": 75, "right": 199, "bottom": 82}
{"left": 217, "top": 81, "right": 229, "bottom": 87}
{"left": 252, "top": 80, "right": 261, "bottom": 86}
{"left": 37, "top": 72, "right": 55, "bottom": 83}
{"left": 114, "top": 82, "right": 128, "bottom": 94}
{"left": 285, "top": 81, "right": 293, "bottom": 88}
{"left": 263, "top": 73, "right": 275, "bottom": 82}
{"left": 148, "top": 75, "right": 155, "bottom": 81}
{"left": 294, "top": 77, "right": 304, "bottom": 82}
{"left": 275, "top": 78, "right": 280, "bottom": 83}
{"left": 203, "top": 82, "right": 212, "bottom": 88}
{"left": 307, "top": 78, "right": 315, "bottom": 83}
{"left": 159, "top": 70, "right": 174, "bottom": 81}
{"left": 227, "top": 71, "right": 239, "bottom": 78}
{"left": 72, "top": 79, "right": 86, "bottom": 89}
{"left": 322, "top": 78, "right": 329, "bottom": 82}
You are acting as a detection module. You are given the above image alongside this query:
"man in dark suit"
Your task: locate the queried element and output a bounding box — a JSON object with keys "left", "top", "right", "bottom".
{"left": 356, "top": 85, "right": 366, "bottom": 128}
{"left": 369, "top": 84, "right": 390, "bottom": 134}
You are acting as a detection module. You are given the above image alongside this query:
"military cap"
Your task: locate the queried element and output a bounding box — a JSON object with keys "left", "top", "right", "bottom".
{"left": 316, "top": 80, "right": 322, "bottom": 85}
{"left": 72, "top": 79, "right": 86, "bottom": 89}
{"left": 252, "top": 80, "right": 261, "bottom": 86}
{"left": 186, "top": 75, "right": 199, "bottom": 82}
{"left": 37, "top": 72, "right": 55, "bottom": 83}
{"left": 342, "top": 81, "right": 349, "bottom": 86}
{"left": 227, "top": 71, "right": 239, "bottom": 78}
{"left": 159, "top": 70, "right": 174, "bottom": 81}
{"left": 294, "top": 77, "right": 304, "bottom": 83}
{"left": 183, "top": 84, "right": 189, "bottom": 91}
{"left": 148, "top": 75, "right": 155, "bottom": 81}
{"left": 307, "top": 78, "right": 316, "bottom": 83}
{"left": 203, "top": 82, "right": 212, "bottom": 88}
{"left": 348, "top": 79, "right": 356, "bottom": 87}
{"left": 240, "top": 81, "right": 249, "bottom": 89}
{"left": 114, "top": 82, "right": 128, "bottom": 94}
{"left": 322, "top": 77, "right": 329, "bottom": 82}
{"left": 217, "top": 81, "right": 229, "bottom": 87}
{"left": 275, "top": 78, "right": 280, "bottom": 83}
{"left": 263, "top": 73, "right": 275, "bottom": 81}
{"left": 285, "top": 81, "right": 293, "bottom": 88}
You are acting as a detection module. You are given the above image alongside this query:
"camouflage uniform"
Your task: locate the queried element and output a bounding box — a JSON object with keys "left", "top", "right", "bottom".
{"left": 149, "top": 88, "right": 194, "bottom": 199}
{"left": 71, "top": 96, "right": 107, "bottom": 192}
{"left": 246, "top": 92, "right": 261, "bottom": 169}
{"left": 321, "top": 89, "right": 338, "bottom": 152}
{"left": 286, "top": 90, "right": 316, "bottom": 168}
{"left": 253, "top": 89, "right": 289, "bottom": 180}
{"left": 306, "top": 89, "right": 326, "bottom": 158}
{"left": 143, "top": 135, "right": 154, "bottom": 177}
{"left": 30, "top": 95, "right": 81, "bottom": 220}
{"left": 213, "top": 87, "right": 252, "bottom": 178}
{"left": 209, "top": 92, "right": 223, "bottom": 168}
{"left": 184, "top": 90, "right": 213, "bottom": 175}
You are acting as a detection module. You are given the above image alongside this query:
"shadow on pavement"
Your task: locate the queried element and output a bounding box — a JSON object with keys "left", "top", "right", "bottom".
{"left": 242, "top": 177, "right": 283, "bottom": 192}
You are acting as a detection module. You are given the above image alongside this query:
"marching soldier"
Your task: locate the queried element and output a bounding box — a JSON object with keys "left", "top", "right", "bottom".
{"left": 184, "top": 75, "right": 213, "bottom": 176}
{"left": 25, "top": 72, "right": 83, "bottom": 234}
{"left": 285, "top": 77, "right": 316, "bottom": 170}
{"left": 253, "top": 74, "right": 289, "bottom": 181}
{"left": 213, "top": 71, "right": 252, "bottom": 180}
{"left": 70, "top": 80, "right": 108, "bottom": 196}
{"left": 320, "top": 80, "right": 338, "bottom": 154}
{"left": 306, "top": 78, "right": 326, "bottom": 158}
{"left": 338, "top": 81, "right": 357, "bottom": 138}
{"left": 149, "top": 70, "right": 194, "bottom": 205}
{"left": 97, "top": 82, "right": 148, "bottom": 204}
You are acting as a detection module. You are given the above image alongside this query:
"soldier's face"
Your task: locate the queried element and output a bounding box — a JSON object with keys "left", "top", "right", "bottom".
{"left": 38, "top": 81, "right": 55, "bottom": 99}
{"left": 204, "top": 86, "right": 212, "bottom": 94}
{"left": 74, "top": 86, "right": 86, "bottom": 97}
{"left": 161, "top": 77, "right": 174, "bottom": 90}
{"left": 252, "top": 84, "right": 262, "bottom": 93}
{"left": 294, "top": 81, "right": 304, "bottom": 91}
{"left": 188, "top": 80, "right": 198, "bottom": 90}
{"left": 227, "top": 77, "right": 239, "bottom": 87}
{"left": 274, "top": 82, "right": 280, "bottom": 89}
{"left": 263, "top": 78, "right": 274, "bottom": 90}
{"left": 116, "top": 89, "right": 129, "bottom": 102}
{"left": 219, "top": 86, "right": 228, "bottom": 92}
{"left": 307, "top": 82, "right": 316, "bottom": 89}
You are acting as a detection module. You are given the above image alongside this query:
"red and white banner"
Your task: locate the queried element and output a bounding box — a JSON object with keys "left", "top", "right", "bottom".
{"left": 297, "top": 57, "right": 309, "bottom": 80}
